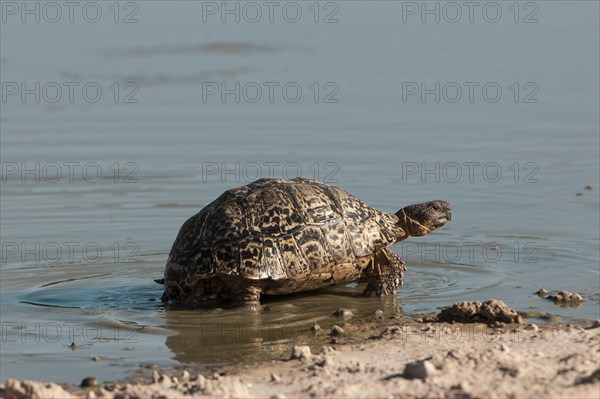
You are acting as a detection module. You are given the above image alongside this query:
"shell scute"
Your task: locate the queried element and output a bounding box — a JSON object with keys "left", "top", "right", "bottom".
{"left": 345, "top": 218, "right": 392, "bottom": 257}
{"left": 275, "top": 234, "right": 311, "bottom": 278}
{"left": 293, "top": 226, "right": 336, "bottom": 271}
{"left": 245, "top": 187, "right": 302, "bottom": 236}
{"left": 212, "top": 242, "right": 239, "bottom": 275}
{"left": 320, "top": 222, "right": 355, "bottom": 263}
{"left": 287, "top": 183, "right": 339, "bottom": 224}
{"left": 260, "top": 239, "right": 288, "bottom": 279}
{"left": 334, "top": 188, "right": 372, "bottom": 222}
{"left": 238, "top": 236, "right": 265, "bottom": 278}
{"left": 204, "top": 202, "right": 245, "bottom": 240}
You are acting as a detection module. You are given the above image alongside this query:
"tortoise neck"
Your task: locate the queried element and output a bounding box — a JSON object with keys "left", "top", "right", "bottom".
{"left": 395, "top": 208, "right": 431, "bottom": 238}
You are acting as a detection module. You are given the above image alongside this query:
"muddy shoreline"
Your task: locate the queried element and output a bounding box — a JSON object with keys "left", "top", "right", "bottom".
{"left": 2, "top": 300, "right": 599, "bottom": 399}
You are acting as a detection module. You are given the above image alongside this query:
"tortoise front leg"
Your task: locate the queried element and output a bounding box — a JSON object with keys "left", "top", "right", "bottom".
{"left": 362, "top": 248, "right": 406, "bottom": 297}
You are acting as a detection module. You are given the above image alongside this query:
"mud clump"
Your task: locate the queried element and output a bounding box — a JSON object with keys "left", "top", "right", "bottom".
{"left": 537, "top": 289, "right": 583, "bottom": 307}
{"left": 437, "top": 299, "right": 523, "bottom": 325}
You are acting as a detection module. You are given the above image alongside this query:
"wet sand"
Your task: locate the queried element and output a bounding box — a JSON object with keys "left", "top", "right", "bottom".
{"left": 3, "top": 304, "right": 599, "bottom": 399}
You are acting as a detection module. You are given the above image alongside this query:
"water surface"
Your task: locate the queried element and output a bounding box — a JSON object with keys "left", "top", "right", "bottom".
{"left": 1, "top": 1, "right": 598, "bottom": 383}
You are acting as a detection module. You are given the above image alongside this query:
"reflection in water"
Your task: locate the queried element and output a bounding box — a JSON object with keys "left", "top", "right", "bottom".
{"left": 101, "top": 41, "right": 284, "bottom": 57}
{"left": 163, "top": 289, "right": 402, "bottom": 365}
{"left": 105, "top": 69, "right": 251, "bottom": 87}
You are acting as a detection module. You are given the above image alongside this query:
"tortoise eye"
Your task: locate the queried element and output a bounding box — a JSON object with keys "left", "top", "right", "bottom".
{"left": 430, "top": 203, "right": 440, "bottom": 211}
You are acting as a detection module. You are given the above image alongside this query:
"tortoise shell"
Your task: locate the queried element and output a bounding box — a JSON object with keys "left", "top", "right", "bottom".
{"left": 164, "top": 178, "right": 406, "bottom": 286}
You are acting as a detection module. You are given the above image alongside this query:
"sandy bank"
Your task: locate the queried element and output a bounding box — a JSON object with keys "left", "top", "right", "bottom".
{"left": 3, "top": 316, "right": 599, "bottom": 399}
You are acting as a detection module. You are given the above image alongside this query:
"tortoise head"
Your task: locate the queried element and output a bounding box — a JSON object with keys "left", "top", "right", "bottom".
{"left": 395, "top": 201, "right": 452, "bottom": 237}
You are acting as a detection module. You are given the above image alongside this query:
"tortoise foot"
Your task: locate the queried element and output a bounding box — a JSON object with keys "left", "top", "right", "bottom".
{"left": 227, "top": 281, "right": 262, "bottom": 309}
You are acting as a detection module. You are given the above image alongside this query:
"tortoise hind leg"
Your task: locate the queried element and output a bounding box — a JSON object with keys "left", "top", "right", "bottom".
{"left": 223, "top": 277, "right": 263, "bottom": 309}
{"left": 362, "top": 248, "right": 406, "bottom": 297}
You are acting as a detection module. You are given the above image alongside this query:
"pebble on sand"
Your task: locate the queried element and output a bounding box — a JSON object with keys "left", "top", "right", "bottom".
{"left": 290, "top": 345, "right": 312, "bottom": 360}
{"left": 181, "top": 370, "right": 191, "bottom": 382}
{"left": 403, "top": 360, "right": 437, "bottom": 380}
{"left": 80, "top": 377, "right": 99, "bottom": 388}
{"left": 333, "top": 308, "right": 354, "bottom": 318}
{"left": 311, "top": 322, "right": 322, "bottom": 333}
{"left": 330, "top": 325, "right": 345, "bottom": 336}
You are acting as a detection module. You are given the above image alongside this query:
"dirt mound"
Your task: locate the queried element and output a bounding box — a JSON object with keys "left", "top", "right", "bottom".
{"left": 436, "top": 299, "right": 523, "bottom": 325}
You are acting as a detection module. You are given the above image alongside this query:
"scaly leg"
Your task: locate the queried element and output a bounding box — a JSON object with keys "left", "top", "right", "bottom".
{"left": 227, "top": 278, "right": 262, "bottom": 309}
{"left": 362, "top": 248, "right": 406, "bottom": 297}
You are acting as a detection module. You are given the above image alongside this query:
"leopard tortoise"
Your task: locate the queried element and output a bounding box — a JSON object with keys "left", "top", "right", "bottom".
{"left": 158, "top": 178, "right": 451, "bottom": 307}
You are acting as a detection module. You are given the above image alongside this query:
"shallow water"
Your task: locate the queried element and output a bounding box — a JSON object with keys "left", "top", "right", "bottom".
{"left": 1, "top": 1, "right": 599, "bottom": 383}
